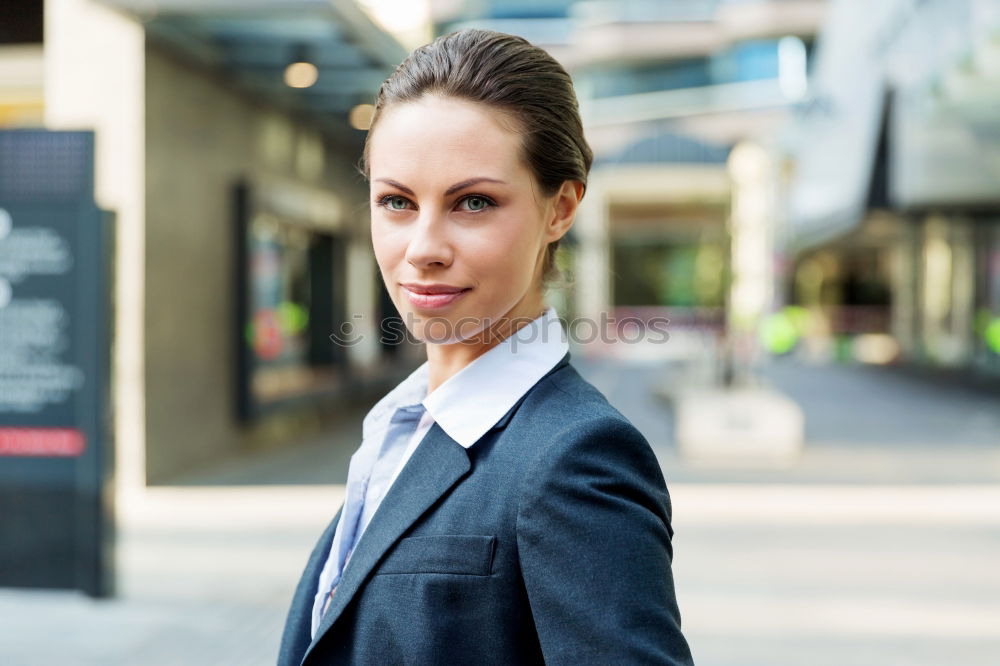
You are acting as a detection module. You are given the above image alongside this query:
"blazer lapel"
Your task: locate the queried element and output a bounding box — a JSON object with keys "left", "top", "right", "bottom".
{"left": 278, "top": 508, "right": 342, "bottom": 666}
{"left": 304, "top": 421, "right": 471, "bottom": 657}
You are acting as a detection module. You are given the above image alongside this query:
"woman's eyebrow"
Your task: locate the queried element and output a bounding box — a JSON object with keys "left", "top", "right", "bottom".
{"left": 444, "top": 177, "right": 507, "bottom": 196}
{"left": 374, "top": 178, "right": 416, "bottom": 196}
{"left": 374, "top": 177, "right": 508, "bottom": 197}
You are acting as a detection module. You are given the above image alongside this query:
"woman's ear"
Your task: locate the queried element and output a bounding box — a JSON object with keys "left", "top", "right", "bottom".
{"left": 546, "top": 180, "right": 584, "bottom": 243}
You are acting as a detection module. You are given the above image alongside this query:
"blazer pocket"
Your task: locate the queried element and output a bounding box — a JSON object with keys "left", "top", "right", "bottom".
{"left": 376, "top": 534, "right": 496, "bottom": 576}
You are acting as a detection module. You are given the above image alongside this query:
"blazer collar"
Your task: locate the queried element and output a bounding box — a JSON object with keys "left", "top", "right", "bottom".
{"left": 304, "top": 349, "right": 571, "bottom": 658}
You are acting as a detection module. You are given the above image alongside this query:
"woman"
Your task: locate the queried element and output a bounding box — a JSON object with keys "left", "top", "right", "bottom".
{"left": 279, "top": 28, "right": 694, "bottom": 666}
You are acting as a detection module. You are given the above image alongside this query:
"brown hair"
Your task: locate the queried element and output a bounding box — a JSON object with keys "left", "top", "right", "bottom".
{"left": 361, "top": 28, "right": 593, "bottom": 288}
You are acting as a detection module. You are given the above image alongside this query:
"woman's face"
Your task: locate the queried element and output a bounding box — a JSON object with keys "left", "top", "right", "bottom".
{"left": 368, "top": 94, "right": 578, "bottom": 345}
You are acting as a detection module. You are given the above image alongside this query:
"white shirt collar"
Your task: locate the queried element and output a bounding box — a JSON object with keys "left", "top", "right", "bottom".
{"left": 363, "top": 306, "right": 568, "bottom": 449}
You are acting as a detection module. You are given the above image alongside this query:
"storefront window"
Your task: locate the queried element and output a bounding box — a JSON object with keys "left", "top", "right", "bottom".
{"left": 234, "top": 181, "right": 347, "bottom": 421}
{"left": 613, "top": 238, "right": 726, "bottom": 308}
{"left": 973, "top": 221, "right": 1000, "bottom": 374}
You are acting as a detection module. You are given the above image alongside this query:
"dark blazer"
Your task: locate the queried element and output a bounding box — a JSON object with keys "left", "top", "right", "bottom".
{"left": 278, "top": 351, "right": 694, "bottom": 665}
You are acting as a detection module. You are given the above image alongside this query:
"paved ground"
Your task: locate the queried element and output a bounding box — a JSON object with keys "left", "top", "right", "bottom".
{"left": 575, "top": 352, "right": 1000, "bottom": 485}
{"left": 2, "top": 355, "right": 999, "bottom": 665}
{"left": 0, "top": 487, "right": 341, "bottom": 666}
{"left": 672, "top": 485, "right": 1000, "bottom": 666}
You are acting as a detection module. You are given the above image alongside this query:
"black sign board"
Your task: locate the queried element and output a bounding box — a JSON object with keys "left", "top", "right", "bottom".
{"left": 0, "top": 130, "right": 114, "bottom": 597}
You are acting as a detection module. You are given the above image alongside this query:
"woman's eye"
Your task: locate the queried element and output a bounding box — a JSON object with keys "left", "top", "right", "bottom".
{"left": 459, "top": 196, "right": 493, "bottom": 212}
{"left": 380, "top": 195, "right": 411, "bottom": 211}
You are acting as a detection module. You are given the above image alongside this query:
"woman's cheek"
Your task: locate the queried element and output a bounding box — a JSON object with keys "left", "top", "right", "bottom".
{"left": 372, "top": 228, "right": 406, "bottom": 270}
{"left": 458, "top": 235, "right": 503, "bottom": 274}
{"left": 477, "top": 215, "right": 531, "bottom": 263}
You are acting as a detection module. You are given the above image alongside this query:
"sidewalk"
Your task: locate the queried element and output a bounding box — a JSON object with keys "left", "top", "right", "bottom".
{"left": 674, "top": 484, "right": 1000, "bottom": 666}
{"left": 574, "top": 352, "right": 1000, "bottom": 485}
{"left": 0, "top": 486, "right": 343, "bottom": 666}
{"left": 2, "top": 482, "right": 998, "bottom": 666}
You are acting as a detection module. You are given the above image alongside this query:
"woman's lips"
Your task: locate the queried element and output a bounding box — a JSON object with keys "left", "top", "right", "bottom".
{"left": 402, "top": 285, "right": 471, "bottom": 310}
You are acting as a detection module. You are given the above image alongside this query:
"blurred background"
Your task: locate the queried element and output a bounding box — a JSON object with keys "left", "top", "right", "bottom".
{"left": 1, "top": 0, "right": 999, "bottom": 664}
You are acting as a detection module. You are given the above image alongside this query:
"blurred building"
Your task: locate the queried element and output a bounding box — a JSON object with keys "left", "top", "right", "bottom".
{"left": 432, "top": 0, "right": 827, "bottom": 358}
{"left": 784, "top": 0, "right": 1000, "bottom": 376}
{"left": 0, "top": 2, "right": 44, "bottom": 126}
{"left": 0, "top": 0, "right": 414, "bottom": 491}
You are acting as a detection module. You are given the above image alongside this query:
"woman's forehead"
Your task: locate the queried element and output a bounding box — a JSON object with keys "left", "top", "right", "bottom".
{"left": 368, "top": 96, "right": 527, "bottom": 184}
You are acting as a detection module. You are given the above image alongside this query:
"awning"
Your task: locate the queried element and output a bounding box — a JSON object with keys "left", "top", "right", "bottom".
{"left": 785, "top": 0, "right": 891, "bottom": 250}
{"left": 97, "top": 0, "right": 407, "bottom": 134}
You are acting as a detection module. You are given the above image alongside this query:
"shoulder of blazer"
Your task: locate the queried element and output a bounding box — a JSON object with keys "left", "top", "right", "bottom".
{"left": 509, "top": 359, "right": 672, "bottom": 526}
{"left": 535, "top": 356, "right": 632, "bottom": 425}
{"left": 495, "top": 351, "right": 638, "bottom": 439}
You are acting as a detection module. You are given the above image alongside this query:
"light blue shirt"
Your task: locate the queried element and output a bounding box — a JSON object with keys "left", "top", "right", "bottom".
{"left": 310, "top": 305, "right": 569, "bottom": 637}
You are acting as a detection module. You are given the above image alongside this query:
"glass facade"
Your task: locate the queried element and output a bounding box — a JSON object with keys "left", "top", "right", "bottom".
{"left": 581, "top": 38, "right": 804, "bottom": 99}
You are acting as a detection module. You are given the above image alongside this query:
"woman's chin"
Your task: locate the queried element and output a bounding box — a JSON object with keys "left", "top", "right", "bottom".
{"left": 414, "top": 320, "right": 467, "bottom": 346}
{"left": 405, "top": 311, "right": 492, "bottom": 346}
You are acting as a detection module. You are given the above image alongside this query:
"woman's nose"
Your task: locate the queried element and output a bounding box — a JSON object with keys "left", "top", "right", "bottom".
{"left": 404, "top": 211, "right": 453, "bottom": 269}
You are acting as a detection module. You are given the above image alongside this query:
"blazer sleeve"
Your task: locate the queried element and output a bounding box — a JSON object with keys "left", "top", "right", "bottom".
{"left": 515, "top": 416, "right": 694, "bottom": 665}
